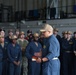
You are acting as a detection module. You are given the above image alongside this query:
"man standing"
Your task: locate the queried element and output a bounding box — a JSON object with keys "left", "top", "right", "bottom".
{"left": 62, "top": 31, "right": 73, "bottom": 75}
{"left": 7, "top": 35, "right": 22, "bottom": 75}
{"left": 53, "top": 28, "right": 61, "bottom": 45}
{"left": 0, "top": 35, "right": 8, "bottom": 75}
{"left": 25, "top": 33, "right": 42, "bottom": 75}
{"left": 17, "top": 31, "right": 28, "bottom": 75}
{"left": 0, "top": 35, "right": 4, "bottom": 75}
{"left": 5, "top": 29, "right": 13, "bottom": 44}
{"left": 40, "top": 24, "right": 60, "bottom": 75}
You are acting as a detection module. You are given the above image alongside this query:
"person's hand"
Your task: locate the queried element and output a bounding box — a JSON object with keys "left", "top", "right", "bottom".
{"left": 36, "top": 58, "right": 42, "bottom": 63}
{"left": 13, "top": 61, "right": 18, "bottom": 65}
{"left": 42, "top": 57, "right": 48, "bottom": 62}
{"left": 17, "top": 61, "right": 20, "bottom": 65}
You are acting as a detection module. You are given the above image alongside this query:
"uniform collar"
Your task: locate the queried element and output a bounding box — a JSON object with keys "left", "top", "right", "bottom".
{"left": 47, "top": 34, "right": 53, "bottom": 39}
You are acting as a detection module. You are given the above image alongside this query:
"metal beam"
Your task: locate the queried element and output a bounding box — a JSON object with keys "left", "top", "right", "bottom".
{"left": 46, "top": 0, "right": 50, "bottom": 19}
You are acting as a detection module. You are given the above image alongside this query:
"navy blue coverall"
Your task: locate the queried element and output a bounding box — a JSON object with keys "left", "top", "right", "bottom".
{"left": 42, "top": 35, "right": 60, "bottom": 75}
{"left": 61, "top": 38, "right": 73, "bottom": 75}
{"left": 2, "top": 41, "right": 8, "bottom": 75}
{"left": 25, "top": 41, "right": 42, "bottom": 75}
{"left": 0, "top": 44, "right": 3, "bottom": 75}
{"left": 72, "top": 38, "right": 76, "bottom": 75}
{"left": 7, "top": 43, "right": 22, "bottom": 75}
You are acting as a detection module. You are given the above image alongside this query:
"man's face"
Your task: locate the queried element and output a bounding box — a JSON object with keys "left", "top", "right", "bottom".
{"left": 9, "top": 31, "right": 13, "bottom": 36}
{"left": 12, "top": 39, "right": 17, "bottom": 44}
{"left": 20, "top": 34, "right": 25, "bottom": 39}
{"left": 42, "top": 31, "right": 50, "bottom": 38}
{"left": 0, "top": 37, "right": 4, "bottom": 43}
{"left": 34, "top": 36, "right": 39, "bottom": 40}
{"left": 1, "top": 31, "right": 5, "bottom": 37}
{"left": 67, "top": 34, "right": 72, "bottom": 38}
{"left": 16, "top": 31, "right": 19, "bottom": 35}
{"left": 53, "top": 31, "right": 58, "bottom": 35}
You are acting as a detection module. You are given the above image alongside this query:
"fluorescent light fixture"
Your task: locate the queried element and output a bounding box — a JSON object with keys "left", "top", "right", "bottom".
{"left": 21, "top": 20, "right": 26, "bottom": 24}
{"left": 9, "top": 23, "right": 15, "bottom": 26}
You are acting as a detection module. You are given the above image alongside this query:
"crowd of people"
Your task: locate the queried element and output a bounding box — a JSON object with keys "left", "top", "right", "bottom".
{"left": 0, "top": 24, "right": 76, "bottom": 75}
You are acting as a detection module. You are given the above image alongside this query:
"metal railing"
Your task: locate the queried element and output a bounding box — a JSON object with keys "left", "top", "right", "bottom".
{"left": 0, "top": 4, "right": 76, "bottom": 22}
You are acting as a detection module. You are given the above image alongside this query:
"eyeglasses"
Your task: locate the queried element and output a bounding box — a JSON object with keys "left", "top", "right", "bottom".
{"left": 34, "top": 36, "right": 39, "bottom": 38}
{"left": 1, "top": 37, "right": 4, "bottom": 38}
{"left": 67, "top": 33, "right": 72, "bottom": 35}
{"left": 42, "top": 31, "right": 46, "bottom": 33}
{"left": 12, "top": 39, "right": 17, "bottom": 40}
